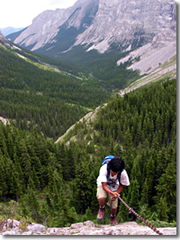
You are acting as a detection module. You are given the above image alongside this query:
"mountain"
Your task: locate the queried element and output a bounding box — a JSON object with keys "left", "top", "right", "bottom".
{"left": 0, "top": 27, "right": 23, "bottom": 36}
{"left": 8, "top": 0, "right": 176, "bottom": 53}
{"left": 8, "top": 0, "right": 99, "bottom": 52}
{"left": 7, "top": 0, "right": 176, "bottom": 79}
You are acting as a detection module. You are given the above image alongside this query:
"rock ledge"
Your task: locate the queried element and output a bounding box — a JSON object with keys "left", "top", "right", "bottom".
{"left": 0, "top": 219, "right": 176, "bottom": 235}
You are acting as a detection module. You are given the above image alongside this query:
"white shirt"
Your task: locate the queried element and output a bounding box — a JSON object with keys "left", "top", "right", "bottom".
{"left": 97, "top": 164, "right": 130, "bottom": 191}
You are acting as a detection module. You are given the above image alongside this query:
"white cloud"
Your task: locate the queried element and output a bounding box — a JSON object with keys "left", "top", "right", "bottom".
{"left": 0, "top": 0, "right": 77, "bottom": 28}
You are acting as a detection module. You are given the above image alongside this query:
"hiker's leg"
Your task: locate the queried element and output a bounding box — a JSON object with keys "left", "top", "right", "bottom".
{"left": 98, "top": 197, "right": 106, "bottom": 208}
{"left": 110, "top": 197, "right": 118, "bottom": 215}
{"left": 111, "top": 207, "right": 117, "bottom": 216}
{"left": 108, "top": 193, "right": 118, "bottom": 225}
{"left": 107, "top": 193, "right": 118, "bottom": 210}
{"left": 96, "top": 186, "right": 107, "bottom": 221}
{"left": 96, "top": 186, "right": 107, "bottom": 206}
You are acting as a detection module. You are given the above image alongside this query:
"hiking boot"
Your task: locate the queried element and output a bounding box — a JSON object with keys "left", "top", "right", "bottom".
{"left": 97, "top": 208, "right": 105, "bottom": 221}
{"left": 110, "top": 216, "right": 118, "bottom": 225}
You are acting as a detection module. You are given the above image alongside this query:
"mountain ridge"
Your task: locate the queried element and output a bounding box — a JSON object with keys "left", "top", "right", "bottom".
{"left": 7, "top": 0, "right": 176, "bottom": 77}
{"left": 0, "top": 27, "right": 23, "bottom": 37}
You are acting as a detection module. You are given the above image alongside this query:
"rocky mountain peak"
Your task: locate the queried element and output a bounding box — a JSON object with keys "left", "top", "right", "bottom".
{"left": 12, "top": 0, "right": 99, "bottom": 51}
{"left": 9, "top": 0, "right": 176, "bottom": 54}
{"left": 8, "top": 0, "right": 176, "bottom": 75}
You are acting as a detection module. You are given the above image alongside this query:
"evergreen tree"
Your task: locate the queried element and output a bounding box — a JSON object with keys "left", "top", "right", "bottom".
{"left": 156, "top": 197, "right": 169, "bottom": 222}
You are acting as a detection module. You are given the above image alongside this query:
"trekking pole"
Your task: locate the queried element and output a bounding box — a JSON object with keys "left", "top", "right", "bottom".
{"left": 118, "top": 195, "right": 163, "bottom": 235}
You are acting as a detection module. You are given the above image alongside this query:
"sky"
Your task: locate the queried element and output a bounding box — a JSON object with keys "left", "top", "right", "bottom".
{"left": 0, "top": 0, "right": 77, "bottom": 29}
{"left": 0, "top": 0, "right": 180, "bottom": 29}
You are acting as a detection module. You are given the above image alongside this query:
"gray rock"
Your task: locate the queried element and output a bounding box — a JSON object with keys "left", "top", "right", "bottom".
{"left": 45, "top": 221, "right": 176, "bottom": 235}
{"left": 9, "top": 0, "right": 176, "bottom": 56}
{"left": 26, "top": 223, "right": 46, "bottom": 233}
{"left": 0, "top": 219, "right": 176, "bottom": 236}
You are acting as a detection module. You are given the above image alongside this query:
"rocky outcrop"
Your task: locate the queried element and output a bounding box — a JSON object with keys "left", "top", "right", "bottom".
{"left": 117, "top": 37, "right": 176, "bottom": 75}
{"left": 75, "top": 0, "right": 176, "bottom": 53}
{"left": 0, "top": 219, "right": 46, "bottom": 235}
{"left": 0, "top": 116, "right": 8, "bottom": 125}
{"left": 0, "top": 219, "right": 176, "bottom": 236}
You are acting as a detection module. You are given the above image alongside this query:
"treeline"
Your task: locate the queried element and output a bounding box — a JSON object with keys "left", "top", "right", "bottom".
{"left": 0, "top": 79, "right": 176, "bottom": 227}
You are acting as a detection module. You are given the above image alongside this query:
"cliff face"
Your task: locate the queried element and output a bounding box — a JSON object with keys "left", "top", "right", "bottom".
{"left": 12, "top": 0, "right": 99, "bottom": 51}
{"left": 9, "top": 0, "right": 176, "bottom": 54}
{"left": 75, "top": 0, "right": 176, "bottom": 52}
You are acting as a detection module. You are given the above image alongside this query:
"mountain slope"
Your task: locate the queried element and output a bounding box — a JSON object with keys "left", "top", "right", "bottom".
{"left": 7, "top": 0, "right": 176, "bottom": 87}
{"left": 8, "top": 0, "right": 99, "bottom": 52}
{"left": 55, "top": 62, "right": 176, "bottom": 144}
{"left": 0, "top": 33, "right": 109, "bottom": 139}
{"left": 0, "top": 77, "right": 176, "bottom": 228}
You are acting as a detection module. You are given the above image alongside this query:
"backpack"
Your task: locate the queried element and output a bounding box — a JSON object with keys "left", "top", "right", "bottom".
{"left": 101, "top": 155, "right": 121, "bottom": 186}
{"left": 101, "top": 155, "right": 115, "bottom": 165}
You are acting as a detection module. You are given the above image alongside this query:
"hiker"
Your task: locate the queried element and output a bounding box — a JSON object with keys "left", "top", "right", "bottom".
{"left": 96, "top": 156, "right": 130, "bottom": 225}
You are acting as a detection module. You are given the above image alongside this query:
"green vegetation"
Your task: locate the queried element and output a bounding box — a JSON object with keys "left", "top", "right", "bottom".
{"left": 0, "top": 45, "right": 109, "bottom": 139}
{"left": 0, "top": 79, "right": 176, "bottom": 228}
{"left": 48, "top": 45, "right": 141, "bottom": 90}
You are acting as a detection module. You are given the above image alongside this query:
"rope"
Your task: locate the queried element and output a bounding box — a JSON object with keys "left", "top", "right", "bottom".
{"left": 118, "top": 195, "right": 163, "bottom": 235}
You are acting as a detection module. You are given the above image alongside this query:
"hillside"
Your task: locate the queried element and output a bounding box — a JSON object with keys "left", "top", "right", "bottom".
{"left": 0, "top": 77, "right": 176, "bottom": 230}
{"left": 55, "top": 60, "right": 176, "bottom": 144}
{"left": 0, "top": 33, "right": 110, "bottom": 139}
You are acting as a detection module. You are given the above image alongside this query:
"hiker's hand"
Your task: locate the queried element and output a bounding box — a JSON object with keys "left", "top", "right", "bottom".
{"left": 112, "top": 192, "right": 119, "bottom": 198}
{"left": 110, "top": 196, "right": 116, "bottom": 201}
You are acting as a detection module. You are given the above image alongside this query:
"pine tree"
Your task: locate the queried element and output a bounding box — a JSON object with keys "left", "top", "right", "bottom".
{"left": 156, "top": 197, "right": 169, "bottom": 222}
{"left": 72, "top": 155, "right": 93, "bottom": 214}
{"left": 155, "top": 160, "right": 176, "bottom": 221}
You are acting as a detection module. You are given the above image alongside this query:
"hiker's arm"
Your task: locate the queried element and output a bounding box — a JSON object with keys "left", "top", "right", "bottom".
{"left": 102, "top": 182, "right": 119, "bottom": 198}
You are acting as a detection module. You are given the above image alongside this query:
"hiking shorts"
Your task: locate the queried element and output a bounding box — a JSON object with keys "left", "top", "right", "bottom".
{"left": 96, "top": 185, "right": 118, "bottom": 209}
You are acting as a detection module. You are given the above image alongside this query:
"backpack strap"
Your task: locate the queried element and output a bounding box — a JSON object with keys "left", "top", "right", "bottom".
{"left": 107, "top": 163, "right": 111, "bottom": 186}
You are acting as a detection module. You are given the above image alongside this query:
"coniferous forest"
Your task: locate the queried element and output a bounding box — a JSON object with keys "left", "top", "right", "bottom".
{"left": 0, "top": 78, "right": 176, "bottom": 228}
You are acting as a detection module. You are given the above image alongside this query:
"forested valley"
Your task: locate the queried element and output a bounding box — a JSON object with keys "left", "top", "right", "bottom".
{"left": 0, "top": 45, "right": 110, "bottom": 139}
{"left": 0, "top": 78, "right": 176, "bottom": 228}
